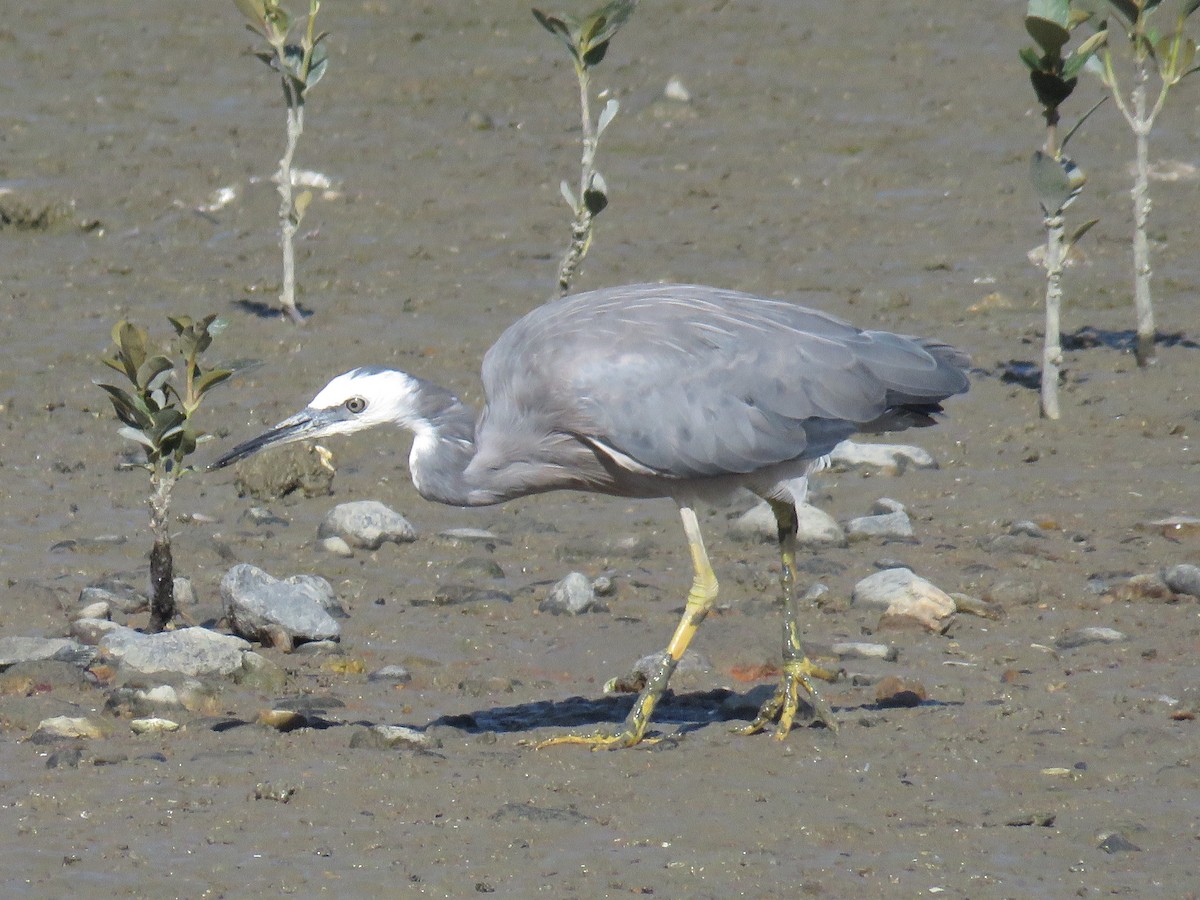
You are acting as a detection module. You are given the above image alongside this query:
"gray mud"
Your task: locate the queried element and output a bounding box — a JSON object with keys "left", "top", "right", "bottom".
{"left": 1, "top": 2, "right": 1198, "bottom": 897}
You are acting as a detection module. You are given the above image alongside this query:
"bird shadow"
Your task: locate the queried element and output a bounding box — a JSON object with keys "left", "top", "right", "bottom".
{"left": 231, "top": 298, "right": 314, "bottom": 321}
{"left": 427, "top": 685, "right": 839, "bottom": 739}
{"left": 997, "top": 327, "right": 1198, "bottom": 390}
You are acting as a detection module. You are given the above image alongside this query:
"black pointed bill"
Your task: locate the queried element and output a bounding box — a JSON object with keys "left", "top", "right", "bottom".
{"left": 211, "top": 408, "right": 337, "bottom": 469}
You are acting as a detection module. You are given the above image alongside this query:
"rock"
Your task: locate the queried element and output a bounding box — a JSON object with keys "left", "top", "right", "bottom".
{"left": 100, "top": 626, "right": 253, "bottom": 677}
{"left": 1008, "top": 520, "right": 1046, "bottom": 538}
{"left": 664, "top": 75, "right": 691, "bottom": 102}
{"left": 1055, "top": 627, "right": 1127, "bottom": 650}
{"left": 244, "top": 506, "right": 288, "bottom": 526}
{"left": 874, "top": 675, "right": 928, "bottom": 707}
{"left": 1163, "top": 564, "right": 1200, "bottom": 597}
{"left": 1108, "top": 573, "right": 1177, "bottom": 603}
{"left": 829, "top": 440, "right": 937, "bottom": 474}
{"left": 439, "top": 528, "right": 508, "bottom": 546}
{"left": 368, "top": 665, "right": 412, "bottom": 684}
{"left": 173, "top": 577, "right": 196, "bottom": 607}
{"left": 845, "top": 509, "right": 915, "bottom": 542}
{"left": 232, "top": 443, "right": 334, "bottom": 500}
{"left": 951, "top": 593, "right": 1005, "bottom": 620}
{"left": 350, "top": 724, "right": 436, "bottom": 750}
{"left": 69, "top": 617, "right": 125, "bottom": 645}
{"left": 453, "top": 556, "right": 506, "bottom": 580}
{"left": 851, "top": 568, "right": 955, "bottom": 632}
{"left": 318, "top": 500, "right": 416, "bottom": 550}
{"left": 36, "top": 716, "right": 106, "bottom": 740}
{"left": 633, "top": 649, "right": 711, "bottom": 679}
{"left": 1097, "top": 832, "right": 1142, "bottom": 854}
{"left": 592, "top": 575, "right": 616, "bottom": 597}
{"left": 320, "top": 536, "right": 355, "bottom": 557}
{"left": 539, "top": 572, "right": 597, "bottom": 615}
{"left": 220, "top": 563, "right": 341, "bottom": 647}
{"left": 418, "top": 586, "right": 513, "bottom": 607}
{"left": 828, "top": 641, "right": 898, "bottom": 662}
{"left": 0, "top": 636, "right": 96, "bottom": 669}
{"left": 74, "top": 601, "right": 111, "bottom": 621}
{"left": 982, "top": 579, "right": 1041, "bottom": 608}
{"left": 130, "top": 717, "right": 181, "bottom": 734}
{"left": 79, "top": 580, "right": 148, "bottom": 614}
{"left": 729, "top": 501, "right": 846, "bottom": 546}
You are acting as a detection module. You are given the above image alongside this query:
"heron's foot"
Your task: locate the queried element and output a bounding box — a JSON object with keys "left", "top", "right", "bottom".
{"left": 734, "top": 658, "right": 839, "bottom": 738}
{"left": 533, "top": 727, "right": 660, "bottom": 751}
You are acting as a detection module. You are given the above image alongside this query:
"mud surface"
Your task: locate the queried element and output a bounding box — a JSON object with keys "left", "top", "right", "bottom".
{"left": 2, "top": 1, "right": 1199, "bottom": 896}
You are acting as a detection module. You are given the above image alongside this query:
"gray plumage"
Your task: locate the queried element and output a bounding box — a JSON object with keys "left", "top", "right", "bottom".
{"left": 215, "top": 283, "right": 968, "bottom": 507}
{"left": 214, "top": 282, "right": 969, "bottom": 746}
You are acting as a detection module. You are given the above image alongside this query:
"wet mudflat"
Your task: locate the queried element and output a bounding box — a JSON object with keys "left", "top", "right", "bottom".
{"left": 1, "top": 1, "right": 1198, "bottom": 896}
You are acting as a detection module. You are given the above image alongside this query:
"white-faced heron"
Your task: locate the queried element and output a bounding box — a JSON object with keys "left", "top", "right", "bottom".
{"left": 214, "top": 283, "right": 970, "bottom": 749}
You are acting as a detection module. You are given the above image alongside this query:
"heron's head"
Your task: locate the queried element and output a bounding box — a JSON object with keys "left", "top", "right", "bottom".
{"left": 212, "top": 367, "right": 422, "bottom": 469}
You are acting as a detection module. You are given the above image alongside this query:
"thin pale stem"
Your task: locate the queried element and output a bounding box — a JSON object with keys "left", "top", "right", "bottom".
{"left": 557, "top": 64, "right": 597, "bottom": 295}
{"left": 275, "top": 75, "right": 305, "bottom": 323}
{"left": 1130, "top": 62, "right": 1156, "bottom": 366}
{"left": 1041, "top": 213, "right": 1065, "bottom": 420}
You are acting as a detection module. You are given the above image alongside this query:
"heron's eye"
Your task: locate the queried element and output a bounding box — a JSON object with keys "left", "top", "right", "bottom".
{"left": 345, "top": 396, "right": 367, "bottom": 414}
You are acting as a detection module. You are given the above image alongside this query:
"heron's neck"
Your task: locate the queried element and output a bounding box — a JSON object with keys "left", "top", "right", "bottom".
{"left": 402, "top": 377, "right": 487, "bottom": 507}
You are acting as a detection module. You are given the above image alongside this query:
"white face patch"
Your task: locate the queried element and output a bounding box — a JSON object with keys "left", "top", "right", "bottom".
{"left": 308, "top": 369, "right": 424, "bottom": 435}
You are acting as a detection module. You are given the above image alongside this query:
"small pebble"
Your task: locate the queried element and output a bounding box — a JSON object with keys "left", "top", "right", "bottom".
{"left": 318, "top": 500, "right": 417, "bottom": 550}
{"left": 368, "top": 665, "right": 412, "bottom": 684}
{"left": 591, "top": 575, "right": 616, "bottom": 597}
{"left": 36, "top": 716, "right": 105, "bottom": 740}
{"left": 130, "top": 717, "right": 181, "bottom": 734}
{"left": 539, "top": 572, "right": 597, "bottom": 615}
{"left": 321, "top": 536, "right": 355, "bottom": 557}
{"left": 664, "top": 76, "right": 691, "bottom": 103}
{"left": 1162, "top": 563, "right": 1200, "bottom": 597}
{"left": 1054, "top": 626, "right": 1127, "bottom": 649}
{"left": 829, "top": 641, "right": 898, "bottom": 662}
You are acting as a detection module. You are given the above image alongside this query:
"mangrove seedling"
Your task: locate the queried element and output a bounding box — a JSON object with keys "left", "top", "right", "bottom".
{"left": 1082, "top": 0, "right": 1200, "bottom": 366}
{"left": 532, "top": 0, "right": 636, "bottom": 294}
{"left": 234, "top": 0, "right": 329, "bottom": 323}
{"left": 1022, "top": 0, "right": 1105, "bottom": 418}
{"left": 98, "top": 316, "right": 231, "bottom": 632}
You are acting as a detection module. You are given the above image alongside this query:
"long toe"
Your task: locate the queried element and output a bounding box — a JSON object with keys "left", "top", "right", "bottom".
{"left": 533, "top": 728, "right": 659, "bottom": 751}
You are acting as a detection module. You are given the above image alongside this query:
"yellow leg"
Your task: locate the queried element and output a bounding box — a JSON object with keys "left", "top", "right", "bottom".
{"left": 537, "top": 505, "right": 719, "bottom": 750}
{"left": 735, "top": 499, "right": 839, "bottom": 738}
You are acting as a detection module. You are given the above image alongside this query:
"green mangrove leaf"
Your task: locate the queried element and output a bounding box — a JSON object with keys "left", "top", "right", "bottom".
{"left": 294, "top": 190, "right": 313, "bottom": 223}
{"left": 597, "top": 97, "right": 619, "bottom": 136}
{"left": 233, "top": 0, "right": 269, "bottom": 28}
{"left": 1019, "top": 46, "right": 1043, "bottom": 71}
{"left": 560, "top": 179, "right": 578, "bottom": 211}
{"left": 1030, "top": 70, "right": 1076, "bottom": 109}
{"left": 1031, "top": 150, "right": 1085, "bottom": 215}
{"left": 167, "top": 315, "right": 193, "bottom": 335}
{"left": 532, "top": 9, "right": 581, "bottom": 62}
{"left": 1026, "top": 16, "right": 1071, "bottom": 56}
{"left": 1103, "top": 0, "right": 1140, "bottom": 26}
{"left": 97, "top": 383, "right": 153, "bottom": 430}
{"left": 1061, "top": 96, "right": 1106, "bottom": 150}
{"left": 1067, "top": 218, "right": 1100, "bottom": 251}
{"left": 136, "top": 355, "right": 174, "bottom": 392}
{"left": 583, "top": 171, "right": 609, "bottom": 215}
{"left": 116, "top": 321, "right": 149, "bottom": 375}
{"left": 581, "top": 0, "right": 635, "bottom": 52}
{"left": 117, "top": 426, "right": 156, "bottom": 450}
{"left": 305, "top": 41, "right": 329, "bottom": 89}
{"left": 195, "top": 368, "right": 233, "bottom": 398}
{"left": 1027, "top": 0, "right": 1070, "bottom": 28}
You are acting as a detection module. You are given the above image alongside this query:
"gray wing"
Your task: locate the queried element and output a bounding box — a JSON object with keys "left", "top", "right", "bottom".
{"left": 481, "top": 284, "right": 969, "bottom": 480}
